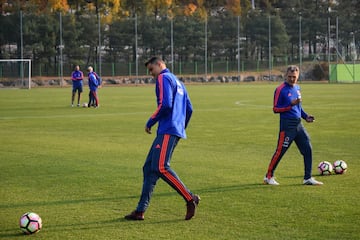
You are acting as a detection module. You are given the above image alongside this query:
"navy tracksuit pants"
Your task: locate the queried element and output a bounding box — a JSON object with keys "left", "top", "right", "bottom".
{"left": 88, "top": 90, "right": 98, "bottom": 106}
{"left": 266, "top": 118, "right": 313, "bottom": 180}
{"left": 136, "top": 134, "right": 193, "bottom": 212}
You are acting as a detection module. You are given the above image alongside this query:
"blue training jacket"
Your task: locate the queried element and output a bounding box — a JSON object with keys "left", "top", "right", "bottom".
{"left": 71, "top": 70, "right": 83, "bottom": 81}
{"left": 88, "top": 72, "right": 99, "bottom": 91}
{"left": 273, "top": 81, "right": 308, "bottom": 119}
{"left": 71, "top": 70, "right": 83, "bottom": 87}
{"left": 146, "top": 68, "right": 193, "bottom": 139}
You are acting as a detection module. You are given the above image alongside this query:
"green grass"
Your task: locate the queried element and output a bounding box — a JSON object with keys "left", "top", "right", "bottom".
{"left": 0, "top": 83, "right": 359, "bottom": 240}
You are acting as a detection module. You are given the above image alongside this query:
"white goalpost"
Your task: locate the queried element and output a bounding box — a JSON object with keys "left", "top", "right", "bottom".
{"left": 0, "top": 59, "right": 32, "bottom": 89}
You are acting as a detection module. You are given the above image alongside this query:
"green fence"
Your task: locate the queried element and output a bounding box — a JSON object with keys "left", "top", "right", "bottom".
{"left": 330, "top": 64, "right": 360, "bottom": 83}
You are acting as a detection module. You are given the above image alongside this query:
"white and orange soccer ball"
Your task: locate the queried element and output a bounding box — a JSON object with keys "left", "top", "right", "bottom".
{"left": 19, "top": 212, "right": 42, "bottom": 235}
{"left": 333, "top": 160, "right": 348, "bottom": 174}
{"left": 317, "top": 161, "right": 333, "bottom": 175}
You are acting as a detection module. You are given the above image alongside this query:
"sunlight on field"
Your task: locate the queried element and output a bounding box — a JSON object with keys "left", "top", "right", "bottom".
{"left": 0, "top": 84, "right": 359, "bottom": 239}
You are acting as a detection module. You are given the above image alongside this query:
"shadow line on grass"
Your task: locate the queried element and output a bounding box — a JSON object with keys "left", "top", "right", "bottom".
{"left": 0, "top": 216, "right": 184, "bottom": 238}
{"left": 0, "top": 181, "right": 307, "bottom": 210}
{"left": 0, "top": 195, "right": 138, "bottom": 209}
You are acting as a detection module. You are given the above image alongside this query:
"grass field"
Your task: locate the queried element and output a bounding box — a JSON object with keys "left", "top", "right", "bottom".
{"left": 0, "top": 83, "right": 359, "bottom": 240}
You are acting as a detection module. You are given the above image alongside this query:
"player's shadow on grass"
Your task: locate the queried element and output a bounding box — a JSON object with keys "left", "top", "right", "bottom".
{"left": 0, "top": 182, "right": 261, "bottom": 210}
{"left": 0, "top": 217, "right": 183, "bottom": 238}
{"left": 117, "top": 217, "right": 183, "bottom": 224}
{"left": 197, "top": 182, "right": 265, "bottom": 194}
{"left": 0, "top": 177, "right": 318, "bottom": 211}
{"left": 0, "top": 182, "right": 282, "bottom": 211}
{"left": 0, "top": 218, "right": 127, "bottom": 238}
{"left": 0, "top": 195, "right": 139, "bottom": 210}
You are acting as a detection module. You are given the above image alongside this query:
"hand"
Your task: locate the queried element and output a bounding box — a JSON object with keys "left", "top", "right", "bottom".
{"left": 145, "top": 126, "right": 152, "bottom": 134}
{"left": 306, "top": 115, "right": 315, "bottom": 123}
{"left": 291, "top": 98, "right": 302, "bottom": 106}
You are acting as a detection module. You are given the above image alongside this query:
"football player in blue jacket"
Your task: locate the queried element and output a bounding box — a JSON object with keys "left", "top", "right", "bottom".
{"left": 264, "top": 65, "right": 323, "bottom": 186}
{"left": 125, "top": 57, "right": 200, "bottom": 221}
{"left": 87, "top": 66, "right": 99, "bottom": 108}
{"left": 71, "top": 65, "right": 84, "bottom": 107}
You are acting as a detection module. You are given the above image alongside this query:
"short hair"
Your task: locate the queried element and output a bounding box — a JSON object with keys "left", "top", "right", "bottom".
{"left": 145, "top": 57, "right": 164, "bottom": 67}
{"left": 287, "top": 65, "right": 299, "bottom": 73}
{"left": 87, "top": 66, "right": 93, "bottom": 72}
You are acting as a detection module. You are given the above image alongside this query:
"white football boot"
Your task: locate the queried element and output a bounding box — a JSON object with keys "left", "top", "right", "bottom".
{"left": 263, "top": 176, "right": 280, "bottom": 185}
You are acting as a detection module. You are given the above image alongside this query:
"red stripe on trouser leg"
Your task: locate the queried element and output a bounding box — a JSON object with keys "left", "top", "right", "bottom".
{"left": 267, "top": 131, "right": 285, "bottom": 178}
{"left": 93, "top": 91, "right": 99, "bottom": 106}
{"left": 159, "top": 135, "right": 192, "bottom": 201}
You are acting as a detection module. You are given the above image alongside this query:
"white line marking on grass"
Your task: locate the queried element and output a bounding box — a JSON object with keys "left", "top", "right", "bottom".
{"left": 235, "top": 101, "right": 271, "bottom": 109}
{"left": 1, "top": 101, "right": 272, "bottom": 120}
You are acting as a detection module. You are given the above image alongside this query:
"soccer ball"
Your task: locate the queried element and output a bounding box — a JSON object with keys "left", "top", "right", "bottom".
{"left": 333, "top": 160, "right": 348, "bottom": 174}
{"left": 19, "top": 212, "right": 42, "bottom": 235}
{"left": 317, "top": 161, "right": 333, "bottom": 175}
{"left": 82, "top": 102, "right": 88, "bottom": 108}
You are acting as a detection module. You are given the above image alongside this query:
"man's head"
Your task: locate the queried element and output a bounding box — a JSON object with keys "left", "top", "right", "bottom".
{"left": 75, "top": 65, "right": 80, "bottom": 71}
{"left": 145, "top": 57, "right": 166, "bottom": 78}
{"left": 286, "top": 65, "right": 299, "bottom": 86}
{"left": 87, "top": 66, "right": 93, "bottom": 73}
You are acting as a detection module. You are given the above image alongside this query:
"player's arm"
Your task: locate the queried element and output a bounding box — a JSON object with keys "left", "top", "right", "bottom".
{"left": 76, "top": 71, "right": 84, "bottom": 80}
{"left": 90, "top": 74, "right": 97, "bottom": 87}
{"left": 89, "top": 73, "right": 98, "bottom": 87}
{"left": 273, "top": 87, "right": 292, "bottom": 113}
{"left": 301, "top": 109, "right": 315, "bottom": 122}
{"left": 145, "top": 75, "right": 172, "bottom": 131}
{"left": 71, "top": 72, "right": 76, "bottom": 80}
{"left": 185, "top": 92, "right": 193, "bottom": 129}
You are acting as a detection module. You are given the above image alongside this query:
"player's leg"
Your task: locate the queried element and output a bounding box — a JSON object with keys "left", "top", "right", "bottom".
{"left": 92, "top": 90, "right": 99, "bottom": 107}
{"left": 154, "top": 134, "right": 199, "bottom": 220}
{"left": 265, "top": 118, "right": 297, "bottom": 182}
{"left": 89, "top": 91, "right": 94, "bottom": 106}
{"left": 125, "top": 140, "right": 160, "bottom": 220}
{"left": 126, "top": 134, "right": 199, "bottom": 220}
{"left": 295, "top": 125, "right": 323, "bottom": 185}
{"left": 294, "top": 124, "right": 313, "bottom": 180}
{"left": 71, "top": 88, "right": 76, "bottom": 106}
{"left": 88, "top": 91, "right": 92, "bottom": 107}
{"left": 135, "top": 143, "right": 160, "bottom": 213}
{"left": 153, "top": 134, "right": 193, "bottom": 202}
{"left": 77, "top": 92, "right": 81, "bottom": 106}
{"left": 265, "top": 131, "right": 289, "bottom": 179}
{"left": 77, "top": 86, "right": 83, "bottom": 106}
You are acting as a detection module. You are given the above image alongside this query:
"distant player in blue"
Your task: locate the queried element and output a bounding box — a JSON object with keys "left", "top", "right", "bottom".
{"left": 71, "top": 65, "right": 83, "bottom": 107}
{"left": 264, "top": 65, "right": 323, "bottom": 186}
{"left": 86, "top": 66, "right": 99, "bottom": 108}
{"left": 88, "top": 71, "right": 101, "bottom": 107}
{"left": 125, "top": 57, "right": 200, "bottom": 221}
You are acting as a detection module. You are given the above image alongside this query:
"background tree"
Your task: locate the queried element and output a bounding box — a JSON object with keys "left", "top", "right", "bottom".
{"left": 107, "top": 18, "right": 135, "bottom": 63}
{"left": 0, "top": 0, "right": 359, "bottom": 77}
{"left": 61, "top": 14, "right": 87, "bottom": 69}
{"left": 207, "top": 11, "right": 238, "bottom": 62}
{"left": 22, "top": 13, "right": 58, "bottom": 75}
{"left": 335, "top": 0, "right": 360, "bottom": 59}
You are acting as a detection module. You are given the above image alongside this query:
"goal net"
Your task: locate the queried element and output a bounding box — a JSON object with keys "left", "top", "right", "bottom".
{"left": 0, "top": 59, "right": 32, "bottom": 89}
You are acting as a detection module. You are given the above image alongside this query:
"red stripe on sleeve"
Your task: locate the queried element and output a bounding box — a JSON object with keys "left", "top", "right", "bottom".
{"left": 273, "top": 83, "right": 291, "bottom": 113}
{"left": 151, "top": 74, "right": 163, "bottom": 119}
{"left": 273, "top": 84, "right": 283, "bottom": 108}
